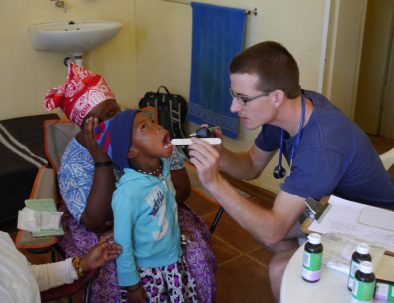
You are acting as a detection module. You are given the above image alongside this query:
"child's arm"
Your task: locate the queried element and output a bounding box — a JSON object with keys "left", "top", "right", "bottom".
{"left": 127, "top": 283, "right": 146, "bottom": 303}
{"left": 112, "top": 187, "right": 140, "bottom": 287}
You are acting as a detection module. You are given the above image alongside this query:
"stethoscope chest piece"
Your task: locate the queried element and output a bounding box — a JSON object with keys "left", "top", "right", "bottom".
{"left": 273, "top": 164, "right": 286, "bottom": 179}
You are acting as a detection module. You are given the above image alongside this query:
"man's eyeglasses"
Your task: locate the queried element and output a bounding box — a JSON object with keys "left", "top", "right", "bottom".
{"left": 229, "top": 88, "right": 270, "bottom": 106}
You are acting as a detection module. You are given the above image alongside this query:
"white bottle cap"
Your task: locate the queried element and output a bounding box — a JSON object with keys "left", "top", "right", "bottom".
{"left": 359, "top": 261, "right": 373, "bottom": 274}
{"left": 356, "top": 243, "right": 370, "bottom": 255}
{"left": 307, "top": 233, "right": 321, "bottom": 245}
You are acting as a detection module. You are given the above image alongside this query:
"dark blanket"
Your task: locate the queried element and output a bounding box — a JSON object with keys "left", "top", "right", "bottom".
{"left": 0, "top": 113, "right": 59, "bottom": 223}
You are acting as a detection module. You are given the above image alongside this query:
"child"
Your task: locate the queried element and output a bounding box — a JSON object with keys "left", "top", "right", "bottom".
{"left": 95, "top": 109, "right": 199, "bottom": 302}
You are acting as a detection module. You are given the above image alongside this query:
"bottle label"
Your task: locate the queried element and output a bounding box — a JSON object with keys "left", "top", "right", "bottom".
{"left": 375, "top": 282, "right": 394, "bottom": 302}
{"left": 348, "top": 260, "right": 360, "bottom": 289}
{"left": 351, "top": 280, "right": 376, "bottom": 303}
{"left": 302, "top": 251, "right": 322, "bottom": 281}
{"left": 390, "top": 284, "right": 394, "bottom": 302}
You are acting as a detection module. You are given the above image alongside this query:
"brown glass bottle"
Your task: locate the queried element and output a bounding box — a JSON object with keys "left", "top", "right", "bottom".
{"left": 351, "top": 261, "right": 376, "bottom": 303}
{"left": 302, "top": 233, "right": 323, "bottom": 282}
{"left": 347, "top": 243, "right": 372, "bottom": 291}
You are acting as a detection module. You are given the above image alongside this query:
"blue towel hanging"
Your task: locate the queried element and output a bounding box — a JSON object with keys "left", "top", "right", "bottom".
{"left": 187, "top": 2, "right": 246, "bottom": 139}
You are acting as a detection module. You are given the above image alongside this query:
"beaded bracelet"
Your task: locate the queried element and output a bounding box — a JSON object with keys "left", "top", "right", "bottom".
{"left": 72, "top": 256, "right": 85, "bottom": 278}
{"left": 94, "top": 161, "right": 113, "bottom": 168}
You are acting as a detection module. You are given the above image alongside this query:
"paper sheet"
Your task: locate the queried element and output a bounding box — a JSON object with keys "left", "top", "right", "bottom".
{"left": 358, "top": 207, "right": 394, "bottom": 232}
{"left": 25, "top": 198, "right": 64, "bottom": 237}
{"left": 309, "top": 196, "right": 394, "bottom": 253}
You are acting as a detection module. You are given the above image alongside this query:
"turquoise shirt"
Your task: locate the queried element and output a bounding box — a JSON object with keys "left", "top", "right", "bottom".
{"left": 112, "top": 159, "right": 181, "bottom": 286}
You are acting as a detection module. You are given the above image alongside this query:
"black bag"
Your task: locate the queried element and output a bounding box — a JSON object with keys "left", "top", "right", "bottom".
{"left": 139, "top": 86, "right": 188, "bottom": 139}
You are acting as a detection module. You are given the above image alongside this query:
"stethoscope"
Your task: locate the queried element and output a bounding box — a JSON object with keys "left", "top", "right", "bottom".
{"left": 273, "top": 94, "right": 306, "bottom": 179}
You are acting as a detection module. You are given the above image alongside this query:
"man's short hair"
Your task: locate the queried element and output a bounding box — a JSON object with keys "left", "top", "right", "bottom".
{"left": 229, "top": 41, "right": 301, "bottom": 98}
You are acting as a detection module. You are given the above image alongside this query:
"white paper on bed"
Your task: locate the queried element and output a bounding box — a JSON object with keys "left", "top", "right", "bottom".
{"left": 17, "top": 207, "right": 63, "bottom": 232}
{"left": 308, "top": 195, "right": 394, "bottom": 253}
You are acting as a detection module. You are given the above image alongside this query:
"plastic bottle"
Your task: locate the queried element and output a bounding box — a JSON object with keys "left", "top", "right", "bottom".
{"left": 302, "top": 233, "right": 323, "bottom": 282}
{"left": 348, "top": 243, "right": 372, "bottom": 291}
{"left": 351, "top": 261, "right": 376, "bottom": 303}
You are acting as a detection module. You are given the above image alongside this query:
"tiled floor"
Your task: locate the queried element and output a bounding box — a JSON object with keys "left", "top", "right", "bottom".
{"left": 185, "top": 191, "right": 276, "bottom": 303}
{"left": 1, "top": 135, "right": 392, "bottom": 303}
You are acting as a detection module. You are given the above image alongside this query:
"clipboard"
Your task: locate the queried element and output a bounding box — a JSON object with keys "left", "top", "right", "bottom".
{"left": 301, "top": 196, "right": 330, "bottom": 234}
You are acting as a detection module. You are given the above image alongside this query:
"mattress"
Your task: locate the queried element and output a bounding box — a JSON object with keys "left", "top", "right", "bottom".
{"left": 0, "top": 113, "right": 59, "bottom": 223}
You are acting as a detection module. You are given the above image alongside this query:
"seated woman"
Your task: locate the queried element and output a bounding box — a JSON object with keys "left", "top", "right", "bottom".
{"left": 43, "top": 63, "right": 216, "bottom": 303}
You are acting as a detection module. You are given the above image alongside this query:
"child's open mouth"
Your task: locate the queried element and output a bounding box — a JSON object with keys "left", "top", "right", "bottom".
{"left": 163, "top": 133, "right": 172, "bottom": 149}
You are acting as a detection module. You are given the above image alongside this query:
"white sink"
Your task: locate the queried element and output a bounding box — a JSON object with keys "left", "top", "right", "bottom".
{"left": 29, "top": 19, "right": 122, "bottom": 53}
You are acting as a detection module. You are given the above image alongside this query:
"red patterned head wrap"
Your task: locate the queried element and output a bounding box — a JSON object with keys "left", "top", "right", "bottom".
{"left": 43, "top": 63, "right": 115, "bottom": 126}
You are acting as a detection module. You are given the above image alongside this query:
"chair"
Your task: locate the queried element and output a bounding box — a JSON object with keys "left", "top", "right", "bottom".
{"left": 16, "top": 120, "right": 98, "bottom": 302}
{"left": 379, "top": 147, "right": 394, "bottom": 170}
{"left": 15, "top": 120, "right": 79, "bottom": 253}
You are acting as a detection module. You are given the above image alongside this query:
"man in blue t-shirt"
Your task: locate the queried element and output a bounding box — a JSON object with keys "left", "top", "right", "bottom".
{"left": 188, "top": 41, "right": 394, "bottom": 301}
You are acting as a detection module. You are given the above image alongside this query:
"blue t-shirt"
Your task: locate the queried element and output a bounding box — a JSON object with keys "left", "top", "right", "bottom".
{"left": 112, "top": 159, "right": 181, "bottom": 286}
{"left": 255, "top": 90, "right": 394, "bottom": 208}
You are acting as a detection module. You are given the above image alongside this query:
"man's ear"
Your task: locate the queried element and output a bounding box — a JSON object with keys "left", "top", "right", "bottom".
{"left": 273, "top": 90, "right": 285, "bottom": 107}
{"left": 127, "top": 146, "right": 139, "bottom": 159}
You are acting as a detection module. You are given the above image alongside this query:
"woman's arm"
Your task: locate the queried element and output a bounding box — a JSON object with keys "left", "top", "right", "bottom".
{"left": 170, "top": 168, "right": 191, "bottom": 206}
{"left": 77, "top": 117, "right": 115, "bottom": 231}
{"left": 32, "top": 234, "right": 121, "bottom": 291}
{"left": 168, "top": 147, "right": 191, "bottom": 206}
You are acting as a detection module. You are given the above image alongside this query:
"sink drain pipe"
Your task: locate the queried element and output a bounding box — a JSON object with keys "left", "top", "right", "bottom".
{"left": 64, "top": 53, "right": 84, "bottom": 66}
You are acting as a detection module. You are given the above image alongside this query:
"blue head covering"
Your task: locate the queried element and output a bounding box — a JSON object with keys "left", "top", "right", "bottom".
{"left": 95, "top": 109, "right": 140, "bottom": 169}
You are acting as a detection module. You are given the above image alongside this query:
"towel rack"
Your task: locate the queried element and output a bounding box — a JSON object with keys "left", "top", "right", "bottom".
{"left": 162, "top": 0, "right": 258, "bottom": 16}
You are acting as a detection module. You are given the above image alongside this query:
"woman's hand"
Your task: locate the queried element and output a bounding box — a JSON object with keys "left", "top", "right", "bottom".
{"left": 127, "top": 284, "right": 147, "bottom": 303}
{"left": 181, "top": 231, "right": 194, "bottom": 243}
{"left": 79, "top": 117, "right": 109, "bottom": 161}
{"left": 80, "top": 232, "right": 122, "bottom": 272}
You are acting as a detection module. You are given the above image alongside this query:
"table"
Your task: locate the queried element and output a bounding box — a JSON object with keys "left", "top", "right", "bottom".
{"left": 280, "top": 243, "right": 382, "bottom": 303}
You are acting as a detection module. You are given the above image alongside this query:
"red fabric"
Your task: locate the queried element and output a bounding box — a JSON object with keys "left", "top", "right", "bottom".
{"left": 43, "top": 63, "right": 115, "bottom": 126}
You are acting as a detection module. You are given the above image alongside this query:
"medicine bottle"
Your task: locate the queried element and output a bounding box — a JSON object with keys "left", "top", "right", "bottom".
{"left": 302, "top": 233, "right": 323, "bottom": 282}
{"left": 347, "top": 243, "right": 372, "bottom": 291}
{"left": 351, "top": 261, "right": 376, "bottom": 303}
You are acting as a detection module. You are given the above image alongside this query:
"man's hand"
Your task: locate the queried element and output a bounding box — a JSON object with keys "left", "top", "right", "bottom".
{"left": 80, "top": 232, "right": 122, "bottom": 272}
{"left": 199, "top": 124, "right": 224, "bottom": 155}
{"left": 188, "top": 137, "right": 222, "bottom": 187}
{"left": 127, "top": 284, "right": 147, "bottom": 303}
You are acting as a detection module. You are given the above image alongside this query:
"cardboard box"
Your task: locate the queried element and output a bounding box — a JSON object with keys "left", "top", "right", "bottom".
{"left": 375, "top": 254, "right": 394, "bottom": 302}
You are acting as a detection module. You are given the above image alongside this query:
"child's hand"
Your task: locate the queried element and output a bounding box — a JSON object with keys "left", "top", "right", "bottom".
{"left": 127, "top": 284, "right": 146, "bottom": 303}
{"left": 80, "top": 233, "right": 122, "bottom": 272}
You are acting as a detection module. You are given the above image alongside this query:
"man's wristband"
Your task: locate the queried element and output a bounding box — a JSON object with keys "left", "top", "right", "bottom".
{"left": 72, "top": 256, "right": 85, "bottom": 278}
{"left": 94, "top": 161, "right": 113, "bottom": 168}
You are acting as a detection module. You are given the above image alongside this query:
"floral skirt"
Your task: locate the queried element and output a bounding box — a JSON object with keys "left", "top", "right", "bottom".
{"left": 178, "top": 205, "right": 216, "bottom": 303}
{"left": 130, "top": 256, "right": 198, "bottom": 303}
{"left": 59, "top": 205, "right": 216, "bottom": 303}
